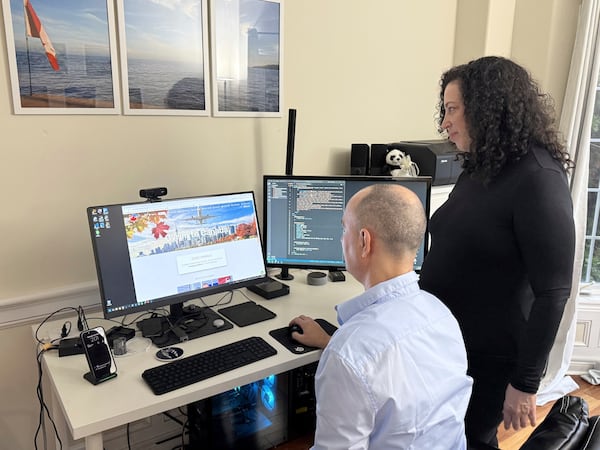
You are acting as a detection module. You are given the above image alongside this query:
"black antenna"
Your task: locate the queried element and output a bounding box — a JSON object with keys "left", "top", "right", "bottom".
{"left": 276, "top": 109, "right": 297, "bottom": 281}
{"left": 285, "top": 108, "right": 296, "bottom": 175}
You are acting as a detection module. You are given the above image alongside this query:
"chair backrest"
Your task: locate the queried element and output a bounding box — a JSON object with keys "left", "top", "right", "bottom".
{"left": 581, "top": 415, "right": 600, "bottom": 449}
{"left": 519, "top": 395, "right": 589, "bottom": 450}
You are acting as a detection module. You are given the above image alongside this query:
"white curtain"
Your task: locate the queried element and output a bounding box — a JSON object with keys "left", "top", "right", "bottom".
{"left": 537, "top": 0, "right": 600, "bottom": 404}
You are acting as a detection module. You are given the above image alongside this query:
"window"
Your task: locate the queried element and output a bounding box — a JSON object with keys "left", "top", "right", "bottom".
{"left": 583, "top": 81, "right": 600, "bottom": 283}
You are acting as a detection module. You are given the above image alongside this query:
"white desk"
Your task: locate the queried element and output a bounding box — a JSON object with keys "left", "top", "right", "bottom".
{"left": 36, "top": 271, "right": 363, "bottom": 450}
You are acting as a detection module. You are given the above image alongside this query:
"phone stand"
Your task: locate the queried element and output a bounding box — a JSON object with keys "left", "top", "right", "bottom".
{"left": 83, "top": 371, "right": 117, "bottom": 385}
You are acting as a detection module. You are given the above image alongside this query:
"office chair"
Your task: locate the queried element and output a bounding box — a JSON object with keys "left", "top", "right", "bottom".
{"left": 519, "top": 395, "right": 600, "bottom": 449}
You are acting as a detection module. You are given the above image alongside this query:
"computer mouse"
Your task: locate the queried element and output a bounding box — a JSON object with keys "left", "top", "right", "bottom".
{"left": 289, "top": 323, "right": 303, "bottom": 337}
{"left": 213, "top": 318, "right": 225, "bottom": 328}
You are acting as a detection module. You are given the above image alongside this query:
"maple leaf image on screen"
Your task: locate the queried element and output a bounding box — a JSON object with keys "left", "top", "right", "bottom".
{"left": 151, "top": 222, "right": 170, "bottom": 239}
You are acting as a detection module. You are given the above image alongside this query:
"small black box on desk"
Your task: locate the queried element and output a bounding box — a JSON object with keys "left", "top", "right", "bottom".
{"left": 247, "top": 277, "right": 290, "bottom": 299}
{"left": 58, "top": 337, "right": 84, "bottom": 357}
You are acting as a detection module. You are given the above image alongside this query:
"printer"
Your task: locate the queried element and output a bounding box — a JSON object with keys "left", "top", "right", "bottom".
{"left": 388, "top": 140, "right": 463, "bottom": 185}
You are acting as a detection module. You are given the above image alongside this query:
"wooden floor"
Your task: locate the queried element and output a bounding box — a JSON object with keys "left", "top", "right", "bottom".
{"left": 275, "top": 375, "right": 600, "bottom": 450}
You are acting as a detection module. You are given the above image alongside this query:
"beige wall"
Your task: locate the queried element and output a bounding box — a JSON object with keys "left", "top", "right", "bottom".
{"left": 0, "top": 1, "right": 457, "bottom": 301}
{"left": 0, "top": 1, "right": 580, "bottom": 448}
{"left": 512, "top": 0, "right": 581, "bottom": 117}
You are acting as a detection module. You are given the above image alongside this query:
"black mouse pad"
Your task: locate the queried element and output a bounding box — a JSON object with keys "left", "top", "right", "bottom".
{"left": 269, "top": 319, "right": 338, "bottom": 354}
{"left": 218, "top": 301, "right": 276, "bottom": 327}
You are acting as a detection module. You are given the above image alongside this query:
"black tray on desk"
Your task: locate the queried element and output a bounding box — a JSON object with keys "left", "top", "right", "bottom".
{"left": 218, "top": 301, "right": 276, "bottom": 327}
{"left": 269, "top": 319, "right": 338, "bottom": 354}
{"left": 137, "top": 307, "right": 233, "bottom": 348}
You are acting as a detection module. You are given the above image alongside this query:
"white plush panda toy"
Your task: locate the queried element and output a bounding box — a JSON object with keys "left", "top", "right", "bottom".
{"left": 385, "top": 149, "right": 419, "bottom": 177}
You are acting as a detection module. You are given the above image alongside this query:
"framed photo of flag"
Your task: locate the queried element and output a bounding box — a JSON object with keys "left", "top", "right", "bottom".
{"left": 1, "top": 0, "right": 121, "bottom": 114}
{"left": 115, "top": 0, "right": 211, "bottom": 116}
{"left": 210, "top": 0, "right": 283, "bottom": 117}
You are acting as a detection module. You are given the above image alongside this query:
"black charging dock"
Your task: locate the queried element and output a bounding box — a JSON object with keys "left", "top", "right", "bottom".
{"left": 83, "top": 371, "right": 117, "bottom": 385}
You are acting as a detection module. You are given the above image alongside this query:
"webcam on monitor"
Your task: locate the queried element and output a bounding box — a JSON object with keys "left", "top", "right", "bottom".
{"left": 139, "top": 187, "right": 167, "bottom": 202}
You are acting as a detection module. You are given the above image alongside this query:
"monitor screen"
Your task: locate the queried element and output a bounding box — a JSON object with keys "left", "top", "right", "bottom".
{"left": 263, "top": 175, "right": 431, "bottom": 275}
{"left": 87, "top": 191, "right": 267, "bottom": 320}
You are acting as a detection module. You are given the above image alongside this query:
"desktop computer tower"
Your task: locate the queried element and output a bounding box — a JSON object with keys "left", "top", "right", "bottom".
{"left": 287, "top": 361, "right": 318, "bottom": 439}
{"left": 187, "top": 362, "right": 318, "bottom": 449}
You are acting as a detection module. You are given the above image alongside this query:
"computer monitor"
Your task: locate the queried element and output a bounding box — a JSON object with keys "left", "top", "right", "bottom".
{"left": 263, "top": 175, "right": 431, "bottom": 279}
{"left": 87, "top": 191, "right": 267, "bottom": 324}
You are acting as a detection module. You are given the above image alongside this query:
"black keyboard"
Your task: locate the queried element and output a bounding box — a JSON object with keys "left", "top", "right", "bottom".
{"left": 142, "top": 336, "right": 277, "bottom": 395}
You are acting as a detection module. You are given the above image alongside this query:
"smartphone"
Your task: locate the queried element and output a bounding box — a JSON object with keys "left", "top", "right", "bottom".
{"left": 80, "top": 326, "right": 117, "bottom": 383}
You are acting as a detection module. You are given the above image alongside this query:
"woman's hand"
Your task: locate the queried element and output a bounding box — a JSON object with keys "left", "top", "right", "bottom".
{"left": 503, "top": 384, "right": 537, "bottom": 430}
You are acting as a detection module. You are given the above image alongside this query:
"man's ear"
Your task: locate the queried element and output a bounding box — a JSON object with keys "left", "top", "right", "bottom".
{"left": 360, "top": 229, "right": 371, "bottom": 256}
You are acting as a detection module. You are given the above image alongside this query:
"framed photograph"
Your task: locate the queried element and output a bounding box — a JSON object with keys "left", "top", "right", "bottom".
{"left": 116, "top": 0, "right": 210, "bottom": 116}
{"left": 2, "top": 0, "right": 120, "bottom": 114}
{"left": 210, "top": 0, "right": 282, "bottom": 117}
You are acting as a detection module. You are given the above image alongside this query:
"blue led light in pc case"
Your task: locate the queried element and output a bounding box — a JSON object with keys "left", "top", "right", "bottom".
{"left": 187, "top": 374, "right": 290, "bottom": 449}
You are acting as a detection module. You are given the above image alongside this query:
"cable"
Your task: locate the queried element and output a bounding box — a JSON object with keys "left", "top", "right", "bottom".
{"left": 34, "top": 344, "right": 62, "bottom": 450}
{"left": 34, "top": 306, "right": 84, "bottom": 345}
{"left": 199, "top": 290, "right": 234, "bottom": 308}
{"left": 181, "top": 417, "right": 188, "bottom": 449}
{"left": 77, "top": 305, "right": 89, "bottom": 331}
{"left": 60, "top": 321, "right": 70, "bottom": 338}
{"left": 33, "top": 305, "right": 92, "bottom": 450}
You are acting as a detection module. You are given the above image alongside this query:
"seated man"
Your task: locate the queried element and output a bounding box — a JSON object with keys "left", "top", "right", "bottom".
{"left": 290, "top": 184, "right": 472, "bottom": 449}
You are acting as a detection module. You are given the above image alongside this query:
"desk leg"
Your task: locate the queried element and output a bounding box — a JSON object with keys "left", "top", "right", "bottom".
{"left": 85, "top": 433, "right": 103, "bottom": 450}
{"left": 49, "top": 383, "right": 104, "bottom": 450}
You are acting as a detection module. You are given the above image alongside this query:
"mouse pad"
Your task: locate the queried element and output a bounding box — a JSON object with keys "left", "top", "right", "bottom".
{"left": 269, "top": 319, "right": 338, "bottom": 354}
{"left": 137, "top": 307, "right": 233, "bottom": 348}
{"left": 218, "top": 301, "right": 276, "bottom": 327}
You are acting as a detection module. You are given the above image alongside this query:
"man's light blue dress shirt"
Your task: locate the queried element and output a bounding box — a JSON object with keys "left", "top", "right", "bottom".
{"left": 311, "top": 272, "right": 472, "bottom": 450}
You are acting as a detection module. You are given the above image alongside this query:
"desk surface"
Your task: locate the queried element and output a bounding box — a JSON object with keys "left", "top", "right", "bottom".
{"left": 37, "top": 270, "right": 362, "bottom": 445}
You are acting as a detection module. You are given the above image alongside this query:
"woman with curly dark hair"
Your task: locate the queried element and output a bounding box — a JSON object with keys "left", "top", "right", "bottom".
{"left": 419, "top": 56, "right": 576, "bottom": 450}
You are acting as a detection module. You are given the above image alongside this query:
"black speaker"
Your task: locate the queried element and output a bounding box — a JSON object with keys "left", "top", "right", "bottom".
{"left": 350, "top": 143, "right": 370, "bottom": 175}
{"left": 370, "top": 144, "right": 389, "bottom": 175}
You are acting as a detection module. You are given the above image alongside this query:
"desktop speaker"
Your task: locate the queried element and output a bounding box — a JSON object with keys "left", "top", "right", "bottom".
{"left": 369, "top": 144, "right": 389, "bottom": 175}
{"left": 350, "top": 143, "right": 370, "bottom": 175}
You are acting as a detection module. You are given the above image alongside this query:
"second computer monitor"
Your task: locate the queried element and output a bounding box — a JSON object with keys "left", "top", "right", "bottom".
{"left": 263, "top": 175, "right": 431, "bottom": 275}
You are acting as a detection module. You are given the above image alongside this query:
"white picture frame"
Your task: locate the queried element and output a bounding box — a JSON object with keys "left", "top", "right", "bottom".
{"left": 116, "top": 0, "right": 211, "bottom": 116}
{"left": 210, "top": 0, "right": 282, "bottom": 117}
{"left": 2, "top": 0, "right": 121, "bottom": 114}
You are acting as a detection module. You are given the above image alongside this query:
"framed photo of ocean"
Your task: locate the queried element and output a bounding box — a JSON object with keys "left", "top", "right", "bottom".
{"left": 2, "top": 0, "right": 121, "bottom": 114}
{"left": 116, "top": 0, "right": 210, "bottom": 116}
{"left": 210, "top": 0, "right": 282, "bottom": 117}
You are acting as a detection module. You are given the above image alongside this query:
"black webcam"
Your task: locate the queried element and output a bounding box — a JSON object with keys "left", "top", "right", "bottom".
{"left": 139, "top": 187, "right": 167, "bottom": 202}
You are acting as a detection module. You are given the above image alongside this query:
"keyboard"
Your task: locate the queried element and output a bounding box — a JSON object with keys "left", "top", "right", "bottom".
{"left": 142, "top": 336, "right": 277, "bottom": 395}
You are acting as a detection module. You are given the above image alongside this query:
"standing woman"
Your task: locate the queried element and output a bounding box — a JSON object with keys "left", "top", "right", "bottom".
{"left": 418, "top": 56, "right": 576, "bottom": 450}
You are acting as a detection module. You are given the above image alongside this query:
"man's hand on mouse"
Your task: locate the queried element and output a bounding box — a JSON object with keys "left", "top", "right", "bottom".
{"left": 289, "top": 315, "right": 331, "bottom": 349}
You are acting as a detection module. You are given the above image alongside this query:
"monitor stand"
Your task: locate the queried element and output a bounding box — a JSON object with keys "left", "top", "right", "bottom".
{"left": 275, "top": 266, "right": 294, "bottom": 281}
{"left": 137, "top": 302, "right": 233, "bottom": 348}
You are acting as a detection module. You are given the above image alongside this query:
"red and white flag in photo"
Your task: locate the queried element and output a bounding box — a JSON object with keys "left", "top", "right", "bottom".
{"left": 23, "top": 0, "right": 59, "bottom": 71}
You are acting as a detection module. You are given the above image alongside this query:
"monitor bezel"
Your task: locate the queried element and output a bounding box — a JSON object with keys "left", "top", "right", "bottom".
{"left": 87, "top": 190, "right": 267, "bottom": 320}
{"left": 262, "top": 174, "right": 432, "bottom": 273}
